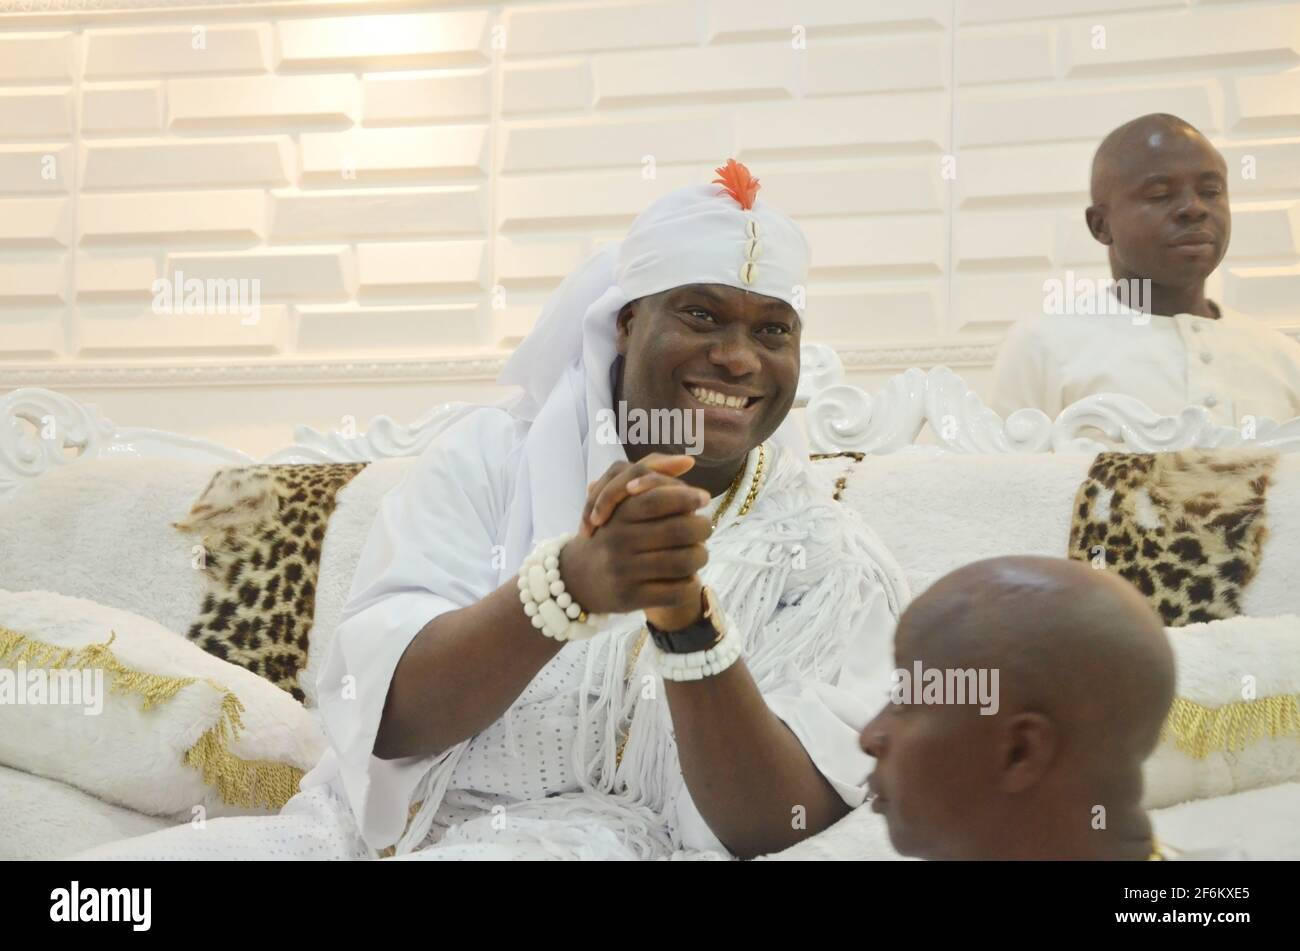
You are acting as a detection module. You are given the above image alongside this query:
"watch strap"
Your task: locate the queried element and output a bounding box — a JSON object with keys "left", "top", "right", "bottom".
{"left": 645, "top": 587, "right": 724, "bottom": 654}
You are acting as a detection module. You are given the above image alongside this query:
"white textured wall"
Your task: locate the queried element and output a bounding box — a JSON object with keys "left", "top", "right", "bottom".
{"left": 1, "top": 0, "right": 1298, "bottom": 456}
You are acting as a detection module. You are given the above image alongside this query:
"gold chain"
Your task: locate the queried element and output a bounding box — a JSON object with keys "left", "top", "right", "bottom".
{"left": 614, "top": 442, "right": 767, "bottom": 770}
{"left": 710, "top": 451, "right": 750, "bottom": 530}
{"left": 735, "top": 441, "right": 766, "bottom": 520}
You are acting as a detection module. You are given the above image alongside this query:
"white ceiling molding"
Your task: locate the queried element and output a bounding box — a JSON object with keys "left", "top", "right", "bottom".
{"left": 0, "top": 0, "right": 369, "bottom": 13}
{"left": 0, "top": 342, "right": 1000, "bottom": 389}
{"left": 0, "top": 356, "right": 512, "bottom": 388}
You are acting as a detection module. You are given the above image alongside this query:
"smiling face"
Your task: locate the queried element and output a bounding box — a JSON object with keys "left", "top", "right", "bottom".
{"left": 1087, "top": 120, "right": 1231, "bottom": 288}
{"left": 615, "top": 282, "right": 801, "bottom": 469}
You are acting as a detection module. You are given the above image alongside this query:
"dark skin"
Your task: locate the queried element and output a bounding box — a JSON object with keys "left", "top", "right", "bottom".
{"left": 375, "top": 283, "right": 848, "bottom": 858}
{"left": 860, "top": 556, "right": 1175, "bottom": 860}
{"left": 614, "top": 282, "right": 803, "bottom": 494}
{"left": 1086, "top": 113, "right": 1230, "bottom": 320}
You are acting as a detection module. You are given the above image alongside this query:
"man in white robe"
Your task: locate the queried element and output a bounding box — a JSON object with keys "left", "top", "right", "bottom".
{"left": 77, "top": 160, "right": 908, "bottom": 861}
{"left": 992, "top": 114, "right": 1300, "bottom": 426}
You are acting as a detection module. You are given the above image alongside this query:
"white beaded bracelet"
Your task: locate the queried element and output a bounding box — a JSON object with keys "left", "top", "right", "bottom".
{"left": 516, "top": 534, "right": 603, "bottom": 641}
{"left": 653, "top": 622, "right": 743, "bottom": 682}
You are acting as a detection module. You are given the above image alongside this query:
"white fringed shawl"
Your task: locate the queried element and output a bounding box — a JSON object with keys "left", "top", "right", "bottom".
{"left": 575, "top": 443, "right": 908, "bottom": 856}
{"left": 392, "top": 443, "right": 909, "bottom": 858}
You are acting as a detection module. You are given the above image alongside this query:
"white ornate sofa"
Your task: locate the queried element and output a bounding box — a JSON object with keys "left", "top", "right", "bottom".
{"left": 2, "top": 343, "right": 1299, "bottom": 860}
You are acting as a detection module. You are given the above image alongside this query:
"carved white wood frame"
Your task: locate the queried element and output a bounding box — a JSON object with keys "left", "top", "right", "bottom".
{"left": 4, "top": 342, "right": 1299, "bottom": 500}
{"left": 800, "top": 345, "right": 1300, "bottom": 456}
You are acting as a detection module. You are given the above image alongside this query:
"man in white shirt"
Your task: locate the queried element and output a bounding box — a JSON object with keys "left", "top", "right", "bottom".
{"left": 77, "top": 160, "right": 909, "bottom": 861}
{"left": 992, "top": 113, "right": 1300, "bottom": 426}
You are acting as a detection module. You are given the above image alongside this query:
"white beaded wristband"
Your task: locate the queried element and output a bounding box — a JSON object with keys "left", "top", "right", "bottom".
{"left": 516, "top": 534, "right": 604, "bottom": 641}
{"left": 652, "top": 621, "right": 743, "bottom": 682}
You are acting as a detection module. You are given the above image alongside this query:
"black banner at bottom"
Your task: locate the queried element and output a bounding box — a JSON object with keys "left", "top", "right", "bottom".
{"left": 7, "top": 857, "right": 1288, "bottom": 938}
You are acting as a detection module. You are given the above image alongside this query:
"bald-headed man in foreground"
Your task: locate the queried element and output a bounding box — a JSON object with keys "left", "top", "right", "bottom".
{"left": 860, "top": 556, "right": 1175, "bottom": 860}
{"left": 992, "top": 113, "right": 1300, "bottom": 425}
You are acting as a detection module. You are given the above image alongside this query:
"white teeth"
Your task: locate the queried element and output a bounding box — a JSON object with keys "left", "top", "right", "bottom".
{"left": 689, "top": 386, "right": 750, "bottom": 409}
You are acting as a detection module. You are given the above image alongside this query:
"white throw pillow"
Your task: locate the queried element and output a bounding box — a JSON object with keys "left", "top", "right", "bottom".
{"left": 1143, "top": 613, "right": 1300, "bottom": 808}
{"left": 0, "top": 588, "right": 325, "bottom": 821}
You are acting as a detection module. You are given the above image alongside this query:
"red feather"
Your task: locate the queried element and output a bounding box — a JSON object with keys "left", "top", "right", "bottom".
{"left": 712, "top": 158, "right": 760, "bottom": 210}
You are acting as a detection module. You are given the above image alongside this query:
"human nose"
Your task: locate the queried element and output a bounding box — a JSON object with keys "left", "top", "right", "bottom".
{"left": 707, "top": 326, "right": 762, "bottom": 377}
{"left": 1174, "top": 188, "right": 1209, "bottom": 223}
{"left": 860, "top": 710, "right": 889, "bottom": 758}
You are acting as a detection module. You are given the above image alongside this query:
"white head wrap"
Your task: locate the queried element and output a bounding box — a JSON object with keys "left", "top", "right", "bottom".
{"left": 493, "top": 173, "right": 812, "bottom": 572}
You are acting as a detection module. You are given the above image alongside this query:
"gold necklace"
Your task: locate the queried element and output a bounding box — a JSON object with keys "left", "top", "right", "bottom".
{"left": 710, "top": 451, "right": 750, "bottom": 530}
{"left": 614, "top": 443, "right": 767, "bottom": 769}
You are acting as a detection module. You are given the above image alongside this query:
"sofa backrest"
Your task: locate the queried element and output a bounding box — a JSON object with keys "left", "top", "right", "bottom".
{"left": 817, "top": 452, "right": 1300, "bottom": 618}
{"left": 6, "top": 358, "right": 1300, "bottom": 707}
{"left": 0, "top": 458, "right": 216, "bottom": 639}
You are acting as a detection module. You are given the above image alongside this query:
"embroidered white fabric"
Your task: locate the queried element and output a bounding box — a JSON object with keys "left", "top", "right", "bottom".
{"left": 73, "top": 176, "right": 911, "bottom": 862}
{"left": 74, "top": 436, "right": 909, "bottom": 861}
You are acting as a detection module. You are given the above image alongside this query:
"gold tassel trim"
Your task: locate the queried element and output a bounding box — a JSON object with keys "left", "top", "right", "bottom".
{"left": 0, "top": 624, "right": 304, "bottom": 810}
{"left": 1162, "top": 694, "right": 1300, "bottom": 760}
{"left": 377, "top": 798, "right": 428, "bottom": 859}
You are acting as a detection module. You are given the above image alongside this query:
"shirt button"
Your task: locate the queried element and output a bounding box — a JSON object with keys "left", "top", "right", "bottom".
{"left": 1190, "top": 323, "right": 1202, "bottom": 333}
{"left": 1204, "top": 395, "right": 1218, "bottom": 408}
{"left": 1200, "top": 351, "right": 1213, "bottom": 364}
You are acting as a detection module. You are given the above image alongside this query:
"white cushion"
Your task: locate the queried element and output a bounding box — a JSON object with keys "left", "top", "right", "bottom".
{"left": 1145, "top": 613, "right": 1300, "bottom": 808}
{"left": 1151, "top": 780, "right": 1300, "bottom": 860}
{"left": 0, "top": 764, "right": 169, "bottom": 861}
{"left": 0, "top": 588, "right": 325, "bottom": 821}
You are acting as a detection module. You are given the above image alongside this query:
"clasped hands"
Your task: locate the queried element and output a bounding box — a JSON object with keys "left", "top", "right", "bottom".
{"left": 558, "top": 454, "right": 711, "bottom": 632}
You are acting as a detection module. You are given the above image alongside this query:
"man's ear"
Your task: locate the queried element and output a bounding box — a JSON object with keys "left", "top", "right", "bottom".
{"left": 997, "top": 712, "right": 1057, "bottom": 794}
{"left": 615, "top": 301, "right": 636, "bottom": 356}
{"left": 1085, "top": 204, "right": 1112, "bottom": 246}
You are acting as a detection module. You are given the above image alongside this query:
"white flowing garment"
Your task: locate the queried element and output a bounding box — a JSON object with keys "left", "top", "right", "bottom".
{"left": 75, "top": 427, "right": 907, "bottom": 861}
{"left": 76, "top": 176, "right": 911, "bottom": 860}
{"left": 318, "top": 421, "right": 905, "bottom": 859}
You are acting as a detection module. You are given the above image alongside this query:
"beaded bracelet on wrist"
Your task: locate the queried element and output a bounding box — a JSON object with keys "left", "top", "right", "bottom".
{"left": 516, "top": 534, "right": 604, "bottom": 641}
{"left": 652, "top": 621, "right": 742, "bottom": 682}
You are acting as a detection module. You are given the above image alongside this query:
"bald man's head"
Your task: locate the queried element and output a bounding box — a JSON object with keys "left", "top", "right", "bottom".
{"left": 1090, "top": 114, "right": 1207, "bottom": 203}
{"left": 860, "top": 556, "right": 1175, "bottom": 860}
{"left": 1086, "top": 113, "right": 1230, "bottom": 290}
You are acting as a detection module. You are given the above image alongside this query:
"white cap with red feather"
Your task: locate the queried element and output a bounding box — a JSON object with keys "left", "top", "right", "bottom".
{"left": 489, "top": 160, "right": 811, "bottom": 578}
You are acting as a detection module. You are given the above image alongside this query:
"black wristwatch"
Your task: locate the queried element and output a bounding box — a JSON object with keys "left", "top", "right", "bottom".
{"left": 645, "top": 586, "right": 726, "bottom": 654}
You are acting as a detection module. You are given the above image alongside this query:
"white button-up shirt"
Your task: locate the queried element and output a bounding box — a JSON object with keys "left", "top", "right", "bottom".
{"left": 991, "top": 306, "right": 1300, "bottom": 426}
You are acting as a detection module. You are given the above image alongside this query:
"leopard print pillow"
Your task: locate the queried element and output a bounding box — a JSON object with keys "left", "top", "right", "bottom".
{"left": 174, "top": 463, "right": 368, "bottom": 701}
{"left": 1068, "top": 450, "right": 1277, "bottom": 626}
